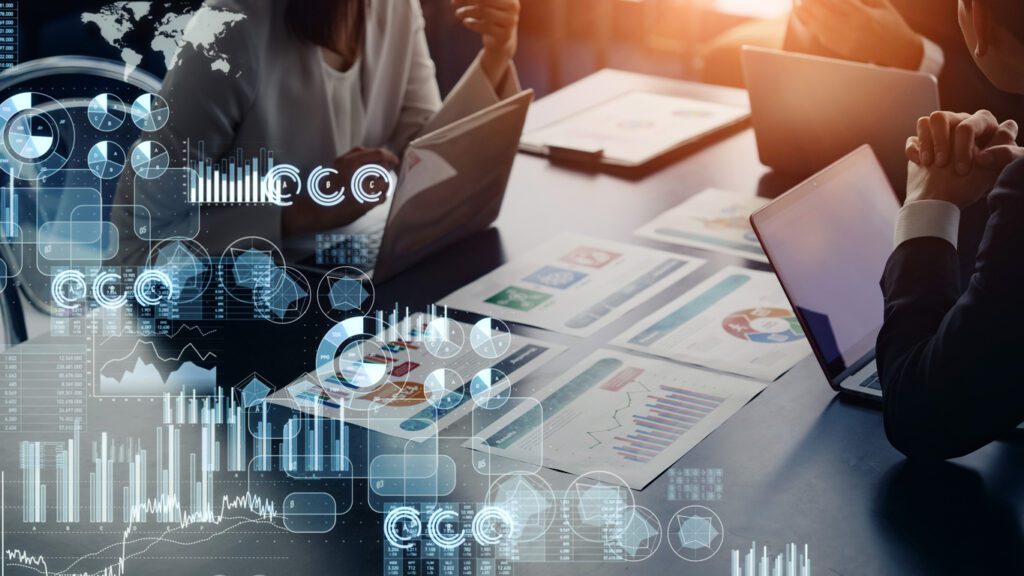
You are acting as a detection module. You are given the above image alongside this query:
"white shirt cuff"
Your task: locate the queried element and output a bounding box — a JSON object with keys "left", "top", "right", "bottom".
{"left": 894, "top": 200, "right": 960, "bottom": 249}
{"left": 918, "top": 36, "right": 945, "bottom": 79}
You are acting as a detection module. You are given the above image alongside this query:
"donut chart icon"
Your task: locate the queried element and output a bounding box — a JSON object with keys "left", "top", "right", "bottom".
{"left": 131, "top": 93, "right": 170, "bottom": 132}
{"left": 0, "top": 92, "right": 74, "bottom": 180}
{"left": 722, "top": 308, "right": 804, "bottom": 343}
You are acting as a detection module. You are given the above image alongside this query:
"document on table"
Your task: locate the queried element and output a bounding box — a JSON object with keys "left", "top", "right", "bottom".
{"left": 613, "top": 266, "right": 811, "bottom": 381}
{"left": 268, "top": 314, "right": 566, "bottom": 441}
{"left": 520, "top": 92, "right": 749, "bottom": 166}
{"left": 634, "top": 188, "right": 769, "bottom": 263}
{"left": 466, "top": 349, "right": 765, "bottom": 490}
{"left": 439, "top": 234, "right": 706, "bottom": 338}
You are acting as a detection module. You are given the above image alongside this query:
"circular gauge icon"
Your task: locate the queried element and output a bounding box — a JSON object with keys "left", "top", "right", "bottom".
{"left": 470, "top": 368, "right": 510, "bottom": 409}
{"left": 316, "top": 266, "right": 375, "bottom": 321}
{"left": 131, "top": 140, "right": 169, "bottom": 180}
{"left": 0, "top": 92, "right": 74, "bottom": 180}
{"left": 422, "top": 369, "right": 464, "bottom": 410}
{"left": 87, "top": 93, "right": 126, "bottom": 132}
{"left": 561, "top": 471, "right": 636, "bottom": 544}
{"left": 87, "top": 141, "right": 126, "bottom": 179}
{"left": 423, "top": 316, "right": 465, "bottom": 359}
{"left": 667, "top": 505, "right": 724, "bottom": 562}
{"left": 486, "top": 473, "right": 557, "bottom": 543}
{"left": 131, "top": 93, "right": 170, "bottom": 132}
{"left": 147, "top": 238, "right": 212, "bottom": 305}
{"left": 470, "top": 317, "right": 512, "bottom": 359}
{"left": 314, "top": 316, "right": 410, "bottom": 408}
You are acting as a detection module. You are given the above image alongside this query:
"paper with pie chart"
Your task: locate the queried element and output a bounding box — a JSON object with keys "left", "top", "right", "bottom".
{"left": 466, "top": 349, "right": 764, "bottom": 489}
{"left": 613, "top": 266, "right": 811, "bottom": 381}
{"left": 268, "top": 313, "right": 565, "bottom": 441}
{"left": 634, "top": 188, "right": 769, "bottom": 263}
{"left": 439, "top": 234, "right": 706, "bottom": 337}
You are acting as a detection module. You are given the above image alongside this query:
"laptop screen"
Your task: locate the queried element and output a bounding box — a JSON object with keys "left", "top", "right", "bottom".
{"left": 752, "top": 146, "right": 900, "bottom": 381}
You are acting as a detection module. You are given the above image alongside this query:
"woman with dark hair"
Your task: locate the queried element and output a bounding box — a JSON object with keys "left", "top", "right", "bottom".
{"left": 114, "top": 0, "right": 521, "bottom": 262}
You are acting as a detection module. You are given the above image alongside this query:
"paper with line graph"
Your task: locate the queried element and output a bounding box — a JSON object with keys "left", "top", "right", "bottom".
{"left": 466, "top": 349, "right": 764, "bottom": 489}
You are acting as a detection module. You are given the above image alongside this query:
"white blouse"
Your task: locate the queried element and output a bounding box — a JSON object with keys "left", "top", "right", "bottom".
{"left": 321, "top": 52, "right": 366, "bottom": 156}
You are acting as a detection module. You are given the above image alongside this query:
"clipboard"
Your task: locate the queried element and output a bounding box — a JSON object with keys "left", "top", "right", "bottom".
{"left": 519, "top": 90, "right": 749, "bottom": 169}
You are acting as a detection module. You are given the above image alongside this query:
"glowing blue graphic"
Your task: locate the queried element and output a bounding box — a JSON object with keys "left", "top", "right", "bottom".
{"left": 668, "top": 505, "right": 724, "bottom": 562}
{"left": 130, "top": 93, "right": 169, "bottom": 132}
{"left": 87, "top": 93, "right": 126, "bottom": 132}
{"left": 328, "top": 277, "right": 368, "bottom": 312}
{"left": 130, "top": 140, "right": 169, "bottom": 180}
{"left": 87, "top": 141, "right": 126, "bottom": 179}
{"left": 732, "top": 542, "right": 812, "bottom": 576}
{"left": 51, "top": 270, "right": 87, "bottom": 309}
{"left": 470, "top": 317, "right": 512, "bottom": 359}
{"left": 427, "top": 508, "right": 466, "bottom": 550}
{"left": 307, "top": 165, "right": 345, "bottom": 206}
{"left": 0, "top": 92, "right": 73, "bottom": 180}
{"left": 471, "top": 506, "right": 514, "bottom": 546}
{"left": 153, "top": 240, "right": 210, "bottom": 303}
{"left": 133, "top": 269, "right": 173, "bottom": 307}
{"left": 618, "top": 506, "right": 662, "bottom": 562}
{"left": 259, "top": 266, "right": 309, "bottom": 322}
{"left": 240, "top": 375, "right": 271, "bottom": 407}
{"left": 470, "top": 368, "right": 510, "bottom": 409}
{"left": 423, "top": 315, "right": 464, "bottom": 359}
{"left": 282, "top": 492, "right": 337, "bottom": 534}
{"left": 350, "top": 163, "right": 392, "bottom": 204}
{"left": 488, "top": 473, "right": 555, "bottom": 543}
{"left": 92, "top": 271, "right": 127, "bottom": 309}
{"left": 263, "top": 163, "right": 301, "bottom": 206}
{"left": 384, "top": 506, "right": 422, "bottom": 549}
{"left": 231, "top": 248, "right": 275, "bottom": 288}
{"left": 422, "top": 369, "right": 463, "bottom": 410}
{"left": 316, "top": 317, "right": 390, "bottom": 392}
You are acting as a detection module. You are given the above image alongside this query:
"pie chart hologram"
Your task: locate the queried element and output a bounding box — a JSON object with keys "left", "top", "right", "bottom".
{"left": 470, "top": 318, "right": 512, "bottom": 359}
{"left": 0, "top": 92, "right": 73, "bottom": 180}
{"left": 88, "top": 93, "right": 126, "bottom": 132}
{"left": 131, "top": 93, "right": 170, "bottom": 132}
{"left": 88, "top": 141, "right": 126, "bottom": 179}
{"left": 131, "top": 141, "right": 170, "bottom": 180}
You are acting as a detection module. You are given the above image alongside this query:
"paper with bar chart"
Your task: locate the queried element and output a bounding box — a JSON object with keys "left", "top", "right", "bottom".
{"left": 439, "top": 234, "right": 705, "bottom": 337}
{"left": 466, "top": 349, "right": 764, "bottom": 489}
{"left": 634, "top": 188, "right": 769, "bottom": 262}
{"left": 613, "top": 266, "right": 811, "bottom": 381}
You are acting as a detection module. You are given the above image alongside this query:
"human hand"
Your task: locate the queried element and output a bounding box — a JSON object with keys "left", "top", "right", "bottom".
{"left": 905, "top": 155, "right": 1017, "bottom": 208}
{"left": 906, "top": 109, "right": 1019, "bottom": 175}
{"left": 794, "top": 0, "right": 924, "bottom": 69}
{"left": 281, "top": 147, "right": 399, "bottom": 237}
{"left": 453, "top": 0, "right": 520, "bottom": 86}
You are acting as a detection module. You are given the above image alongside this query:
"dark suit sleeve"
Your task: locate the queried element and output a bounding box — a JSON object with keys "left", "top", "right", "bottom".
{"left": 877, "top": 159, "right": 1024, "bottom": 460}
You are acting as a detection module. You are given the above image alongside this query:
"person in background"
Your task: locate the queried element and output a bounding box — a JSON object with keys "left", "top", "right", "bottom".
{"left": 112, "top": 0, "right": 521, "bottom": 264}
{"left": 877, "top": 0, "right": 1024, "bottom": 459}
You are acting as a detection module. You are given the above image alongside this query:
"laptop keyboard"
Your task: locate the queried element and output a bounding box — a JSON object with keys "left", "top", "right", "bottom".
{"left": 862, "top": 373, "right": 881, "bottom": 390}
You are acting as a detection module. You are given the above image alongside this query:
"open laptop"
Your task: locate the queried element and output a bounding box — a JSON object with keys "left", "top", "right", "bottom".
{"left": 741, "top": 46, "right": 939, "bottom": 195}
{"left": 750, "top": 145, "right": 898, "bottom": 399}
{"left": 301, "top": 89, "right": 534, "bottom": 283}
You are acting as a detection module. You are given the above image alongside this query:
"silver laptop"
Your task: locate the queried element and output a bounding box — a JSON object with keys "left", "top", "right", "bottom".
{"left": 750, "top": 145, "right": 898, "bottom": 399}
{"left": 302, "top": 89, "right": 534, "bottom": 283}
{"left": 741, "top": 46, "right": 939, "bottom": 194}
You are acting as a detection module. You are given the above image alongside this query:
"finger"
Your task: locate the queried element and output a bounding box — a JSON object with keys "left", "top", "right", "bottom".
{"left": 927, "top": 112, "right": 951, "bottom": 166}
{"left": 975, "top": 145, "right": 1024, "bottom": 169}
{"left": 459, "top": 18, "right": 512, "bottom": 39}
{"left": 905, "top": 136, "right": 922, "bottom": 164}
{"left": 455, "top": 6, "right": 517, "bottom": 27}
{"left": 984, "top": 119, "right": 1019, "bottom": 148}
{"left": 954, "top": 110, "right": 999, "bottom": 174}
{"left": 916, "top": 116, "right": 934, "bottom": 166}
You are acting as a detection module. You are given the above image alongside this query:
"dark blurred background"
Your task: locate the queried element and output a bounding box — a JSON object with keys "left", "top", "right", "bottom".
{"left": 19, "top": 0, "right": 791, "bottom": 97}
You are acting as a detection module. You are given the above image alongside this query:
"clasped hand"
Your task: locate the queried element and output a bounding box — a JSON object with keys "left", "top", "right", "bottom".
{"left": 905, "top": 110, "right": 1023, "bottom": 207}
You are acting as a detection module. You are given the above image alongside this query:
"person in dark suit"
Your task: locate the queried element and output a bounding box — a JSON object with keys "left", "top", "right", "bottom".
{"left": 877, "top": 0, "right": 1024, "bottom": 459}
